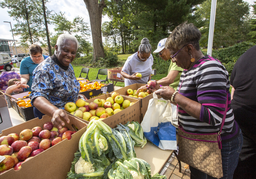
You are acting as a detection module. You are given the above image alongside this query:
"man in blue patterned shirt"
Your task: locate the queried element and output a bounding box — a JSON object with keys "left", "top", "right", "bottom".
{"left": 30, "top": 34, "right": 80, "bottom": 129}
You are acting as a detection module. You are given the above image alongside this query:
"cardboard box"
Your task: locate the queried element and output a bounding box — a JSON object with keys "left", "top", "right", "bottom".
{"left": 0, "top": 94, "right": 13, "bottom": 133}
{"left": 107, "top": 67, "right": 124, "bottom": 81}
{"left": 0, "top": 115, "right": 87, "bottom": 179}
{"left": 114, "top": 83, "right": 153, "bottom": 121}
{"left": 73, "top": 93, "right": 141, "bottom": 128}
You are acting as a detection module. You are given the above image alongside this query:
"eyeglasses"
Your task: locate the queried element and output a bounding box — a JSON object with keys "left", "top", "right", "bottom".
{"left": 170, "top": 44, "right": 187, "bottom": 59}
{"left": 31, "top": 55, "right": 42, "bottom": 59}
{"left": 159, "top": 51, "right": 163, "bottom": 56}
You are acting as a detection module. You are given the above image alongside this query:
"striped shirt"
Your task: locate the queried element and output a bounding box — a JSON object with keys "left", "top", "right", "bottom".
{"left": 177, "top": 56, "right": 239, "bottom": 141}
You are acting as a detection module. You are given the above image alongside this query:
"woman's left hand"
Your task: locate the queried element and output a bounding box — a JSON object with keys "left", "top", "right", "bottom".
{"left": 51, "top": 109, "right": 70, "bottom": 129}
{"left": 155, "top": 86, "right": 175, "bottom": 100}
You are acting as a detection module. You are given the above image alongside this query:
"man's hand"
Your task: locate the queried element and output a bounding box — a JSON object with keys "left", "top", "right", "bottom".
{"left": 51, "top": 109, "right": 70, "bottom": 129}
{"left": 155, "top": 86, "right": 175, "bottom": 100}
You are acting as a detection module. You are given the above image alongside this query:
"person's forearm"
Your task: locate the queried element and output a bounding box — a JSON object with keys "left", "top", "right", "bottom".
{"left": 33, "top": 96, "right": 58, "bottom": 117}
{"left": 157, "top": 76, "right": 172, "bottom": 86}
{"left": 157, "top": 70, "right": 179, "bottom": 86}
{"left": 231, "top": 86, "right": 235, "bottom": 100}
{"left": 21, "top": 77, "right": 29, "bottom": 84}
{"left": 5, "top": 85, "right": 16, "bottom": 95}
{"left": 121, "top": 71, "right": 131, "bottom": 79}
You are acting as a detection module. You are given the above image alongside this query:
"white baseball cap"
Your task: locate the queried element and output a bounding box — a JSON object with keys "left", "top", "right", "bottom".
{"left": 153, "top": 38, "right": 167, "bottom": 53}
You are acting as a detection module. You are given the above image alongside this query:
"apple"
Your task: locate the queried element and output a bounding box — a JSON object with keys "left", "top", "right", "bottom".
{"left": 100, "top": 99, "right": 106, "bottom": 107}
{"left": 135, "top": 73, "right": 142, "bottom": 78}
{"left": 0, "top": 155, "right": 15, "bottom": 172}
{"left": 105, "top": 108, "right": 114, "bottom": 116}
{"left": 89, "top": 102, "right": 98, "bottom": 110}
{"left": 0, "top": 144, "right": 13, "bottom": 155}
{"left": 24, "top": 156, "right": 33, "bottom": 162}
{"left": 73, "top": 109, "right": 83, "bottom": 118}
{"left": 84, "top": 101, "right": 89, "bottom": 106}
{"left": 8, "top": 133, "right": 19, "bottom": 141}
{"left": 78, "top": 106, "right": 86, "bottom": 113}
{"left": 59, "top": 127, "right": 68, "bottom": 135}
{"left": 104, "top": 101, "right": 112, "bottom": 108}
{"left": 115, "top": 95, "right": 124, "bottom": 104}
{"left": 39, "top": 139, "right": 51, "bottom": 150}
{"left": 0, "top": 136, "right": 14, "bottom": 145}
{"left": 28, "top": 141, "right": 39, "bottom": 151}
{"left": 130, "top": 102, "right": 135, "bottom": 106}
{"left": 133, "top": 90, "right": 137, "bottom": 96}
{"left": 14, "top": 162, "right": 22, "bottom": 171}
{"left": 51, "top": 127, "right": 58, "bottom": 132}
{"left": 11, "top": 140, "right": 27, "bottom": 152}
{"left": 19, "top": 129, "right": 33, "bottom": 141}
{"left": 84, "top": 105, "right": 90, "bottom": 112}
{"left": 122, "top": 100, "right": 131, "bottom": 109}
{"left": 62, "top": 131, "right": 73, "bottom": 140}
{"left": 83, "top": 112, "right": 92, "bottom": 121}
{"left": 147, "top": 80, "right": 157, "bottom": 88}
{"left": 144, "top": 92, "right": 149, "bottom": 96}
{"left": 50, "top": 131, "right": 58, "bottom": 139}
{"left": 112, "top": 103, "right": 121, "bottom": 110}
{"left": 28, "top": 136, "right": 40, "bottom": 143}
{"left": 17, "top": 146, "right": 32, "bottom": 161}
{"left": 30, "top": 148, "right": 44, "bottom": 156}
{"left": 106, "top": 97, "right": 114, "bottom": 104}
{"left": 39, "top": 129, "right": 51, "bottom": 139}
{"left": 89, "top": 110, "right": 96, "bottom": 116}
{"left": 93, "top": 99, "right": 102, "bottom": 107}
{"left": 43, "top": 122, "right": 53, "bottom": 131}
{"left": 11, "top": 153, "right": 19, "bottom": 165}
{"left": 96, "top": 107, "right": 106, "bottom": 117}
{"left": 138, "top": 92, "right": 146, "bottom": 98}
{"left": 100, "top": 113, "right": 109, "bottom": 119}
{"left": 127, "top": 89, "right": 133, "bottom": 95}
{"left": 31, "top": 126, "right": 42, "bottom": 136}
{"left": 111, "top": 92, "right": 119, "bottom": 100}
{"left": 51, "top": 137, "right": 62, "bottom": 146}
{"left": 114, "top": 109, "right": 122, "bottom": 114}
{"left": 75, "top": 98, "right": 86, "bottom": 107}
{"left": 64, "top": 102, "right": 77, "bottom": 113}
{"left": 90, "top": 116, "right": 99, "bottom": 121}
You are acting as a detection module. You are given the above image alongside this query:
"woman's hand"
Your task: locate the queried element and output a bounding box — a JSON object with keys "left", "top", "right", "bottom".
{"left": 136, "top": 85, "right": 147, "bottom": 94}
{"left": 155, "top": 86, "right": 175, "bottom": 100}
{"left": 147, "top": 80, "right": 160, "bottom": 93}
{"left": 51, "top": 109, "right": 70, "bottom": 129}
{"left": 130, "top": 73, "right": 142, "bottom": 80}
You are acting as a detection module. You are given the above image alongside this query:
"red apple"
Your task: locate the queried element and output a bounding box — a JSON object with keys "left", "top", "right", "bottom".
{"left": 30, "top": 148, "right": 44, "bottom": 156}
{"left": 31, "top": 126, "right": 42, "bottom": 136}
{"left": 0, "top": 155, "right": 15, "bottom": 172}
{"left": 0, "top": 144, "right": 13, "bottom": 155}
{"left": 96, "top": 107, "right": 106, "bottom": 117}
{"left": 28, "top": 141, "right": 39, "bottom": 151}
{"left": 17, "top": 146, "right": 32, "bottom": 161}
{"left": 50, "top": 131, "right": 58, "bottom": 139}
{"left": 8, "top": 133, "right": 19, "bottom": 141}
{"left": 0, "top": 136, "right": 14, "bottom": 145}
{"left": 28, "top": 136, "right": 40, "bottom": 143}
{"left": 14, "top": 162, "right": 22, "bottom": 171}
{"left": 104, "top": 101, "right": 112, "bottom": 108}
{"left": 11, "top": 140, "right": 27, "bottom": 152}
{"left": 39, "top": 129, "right": 51, "bottom": 139}
{"left": 51, "top": 137, "right": 62, "bottom": 146}
{"left": 39, "top": 139, "right": 51, "bottom": 150}
{"left": 62, "top": 131, "right": 73, "bottom": 140}
{"left": 58, "top": 127, "right": 68, "bottom": 135}
{"left": 78, "top": 106, "right": 86, "bottom": 113}
{"left": 43, "top": 122, "right": 53, "bottom": 131}
{"left": 100, "top": 113, "right": 109, "bottom": 119}
{"left": 147, "top": 80, "right": 157, "bottom": 88}
{"left": 19, "top": 129, "right": 33, "bottom": 141}
{"left": 106, "top": 97, "right": 114, "bottom": 105}
{"left": 11, "top": 153, "right": 19, "bottom": 165}
{"left": 93, "top": 99, "right": 102, "bottom": 107}
{"left": 84, "top": 105, "right": 90, "bottom": 112}
{"left": 89, "top": 102, "right": 98, "bottom": 110}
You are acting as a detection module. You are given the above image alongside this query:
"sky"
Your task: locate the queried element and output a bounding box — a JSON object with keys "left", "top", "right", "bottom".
{"left": 0, "top": 0, "right": 254, "bottom": 43}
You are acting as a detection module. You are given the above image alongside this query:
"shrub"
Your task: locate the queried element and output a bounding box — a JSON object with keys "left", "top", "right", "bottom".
{"left": 152, "top": 54, "right": 169, "bottom": 75}
{"left": 72, "top": 56, "right": 92, "bottom": 65}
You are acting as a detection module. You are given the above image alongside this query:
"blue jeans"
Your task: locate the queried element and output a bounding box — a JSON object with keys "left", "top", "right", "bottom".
{"left": 33, "top": 107, "right": 44, "bottom": 119}
{"left": 190, "top": 130, "right": 243, "bottom": 179}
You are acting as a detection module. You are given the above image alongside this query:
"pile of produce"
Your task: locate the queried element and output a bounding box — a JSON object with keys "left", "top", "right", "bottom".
{"left": 0, "top": 121, "right": 74, "bottom": 173}
{"left": 79, "top": 81, "right": 105, "bottom": 92}
{"left": 67, "top": 120, "right": 165, "bottom": 179}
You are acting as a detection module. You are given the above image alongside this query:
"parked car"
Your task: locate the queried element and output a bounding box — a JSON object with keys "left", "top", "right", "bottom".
{"left": 12, "top": 55, "right": 18, "bottom": 63}
{"left": 17, "top": 53, "right": 30, "bottom": 62}
{"left": 0, "top": 53, "right": 13, "bottom": 71}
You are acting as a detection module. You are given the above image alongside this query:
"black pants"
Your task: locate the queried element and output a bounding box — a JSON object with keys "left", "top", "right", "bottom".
{"left": 232, "top": 106, "right": 256, "bottom": 179}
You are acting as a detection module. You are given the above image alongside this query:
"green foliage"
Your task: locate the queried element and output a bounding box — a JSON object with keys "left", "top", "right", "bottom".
{"left": 152, "top": 54, "right": 169, "bottom": 75}
{"left": 72, "top": 56, "right": 92, "bottom": 66}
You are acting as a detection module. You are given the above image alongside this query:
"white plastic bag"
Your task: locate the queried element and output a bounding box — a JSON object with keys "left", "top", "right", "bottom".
{"left": 141, "top": 92, "right": 177, "bottom": 150}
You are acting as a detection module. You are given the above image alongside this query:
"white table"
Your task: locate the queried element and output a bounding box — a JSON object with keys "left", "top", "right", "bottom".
{"left": 8, "top": 107, "right": 26, "bottom": 126}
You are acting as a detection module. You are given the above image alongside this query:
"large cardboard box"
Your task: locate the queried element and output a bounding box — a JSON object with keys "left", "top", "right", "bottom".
{"left": 114, "top": 83, "right": 153, "bottom": 121}
{"left": 73, "top": 93, "right": 141, "bottom": 128}
{"left": 0, "top": 115, "right": 87, "bottom": 179}
{"left": 0, "top": 94, "right": 13, "bottom": 133}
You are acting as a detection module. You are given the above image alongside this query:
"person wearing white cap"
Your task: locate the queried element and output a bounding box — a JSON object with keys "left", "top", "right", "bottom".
{"left": 121, "top": 38, "right": 154, "bottom": 86}
{"left": 137, "top": 38, "right": 183, "bottom": 92}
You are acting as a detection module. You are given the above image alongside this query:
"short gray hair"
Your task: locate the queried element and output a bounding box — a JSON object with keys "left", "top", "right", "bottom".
{"left": 56, "top": 34, "right": 79, "bottom": 50}
{"left": 138, "top": 38, "right": 152, "bottom": 53}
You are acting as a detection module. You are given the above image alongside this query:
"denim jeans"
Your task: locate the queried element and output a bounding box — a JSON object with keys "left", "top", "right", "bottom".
{"left": 190, "top": 130, "right": 243, "bottom": 179}
{"left": 33, "top": 107, "right": 44, "bottom": 119}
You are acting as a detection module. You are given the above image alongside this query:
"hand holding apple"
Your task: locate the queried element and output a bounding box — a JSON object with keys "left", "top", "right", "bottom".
{"left": 51, "top": 109, "right": 70, "bottom": 130}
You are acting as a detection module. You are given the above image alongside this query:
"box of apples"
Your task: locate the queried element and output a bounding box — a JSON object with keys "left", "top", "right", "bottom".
{"left": 114, "top": 83, "right": 154, "bottom": 120}
{"left": 0, "top": 114, "right": 87, "bottom": 179}
{"left": 65, "top": 93, "right": 141, "bottom": 128}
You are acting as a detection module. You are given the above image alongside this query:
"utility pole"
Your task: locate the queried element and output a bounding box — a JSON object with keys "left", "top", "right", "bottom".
{"left": 4, "top": 21, "right": 18, "bottom": 56}
{"left": 207, "top": 0, "right": 217, "bottom": 56}
{"left": 42, "top": 0, "right": 52, "bottom": 56}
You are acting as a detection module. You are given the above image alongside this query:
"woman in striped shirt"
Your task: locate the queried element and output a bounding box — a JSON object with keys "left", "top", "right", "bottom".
{"left": 155, "top": 22, "right": 242, "bottom": 179}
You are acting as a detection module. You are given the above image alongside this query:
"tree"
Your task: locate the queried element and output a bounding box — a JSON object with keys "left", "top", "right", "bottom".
{"left": 0, "top": 0, "right": 52, "bottom": 45}
{"left": 196, "top": 0, "right": 250, "bottom": 48}
{"left": 248, "top": 2, "right": 256, "bottom": 42}
{"left": 83, "top": 0, "right": 106, "bottom": 62}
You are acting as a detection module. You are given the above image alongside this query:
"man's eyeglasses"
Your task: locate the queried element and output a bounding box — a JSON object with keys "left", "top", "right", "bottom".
{"left": 170, "top": 44, "right": 187, "bottom": 59}
{"left": 159, "top": 51, "right": 163, "bottom": 56}
{"left": 31, "top": 55, "right": 42, "bottom": 59}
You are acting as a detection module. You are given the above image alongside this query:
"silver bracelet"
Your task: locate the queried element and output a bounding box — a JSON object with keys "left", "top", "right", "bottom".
{"left": 171, "top": 91, "right": 179, "bottom": 103}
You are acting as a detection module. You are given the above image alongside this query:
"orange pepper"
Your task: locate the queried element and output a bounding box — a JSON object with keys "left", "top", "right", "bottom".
{"left": 18, "top": 101, "right": 26, "bottom": 107}
{"left": 17, "top": 100, "right": 25, "bottom": 105}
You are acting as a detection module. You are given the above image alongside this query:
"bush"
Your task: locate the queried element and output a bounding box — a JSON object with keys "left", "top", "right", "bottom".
{"left": 72, "top": 56, "right": 92, "bottom": 65}
{"left": 152, "top": 54, "right": 169, "bottom": 75}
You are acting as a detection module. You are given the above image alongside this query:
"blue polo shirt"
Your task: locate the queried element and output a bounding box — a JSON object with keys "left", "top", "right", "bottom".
{"left": 20, "top": 55, "right": 48, "bottom": 91}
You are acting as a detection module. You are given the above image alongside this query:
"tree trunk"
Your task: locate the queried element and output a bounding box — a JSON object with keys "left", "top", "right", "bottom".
{"left": 24, "top": 0, "right": 33, "bottom": 44}
{"left": 83, "top": 0, "right": 105, "bottom": 62}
